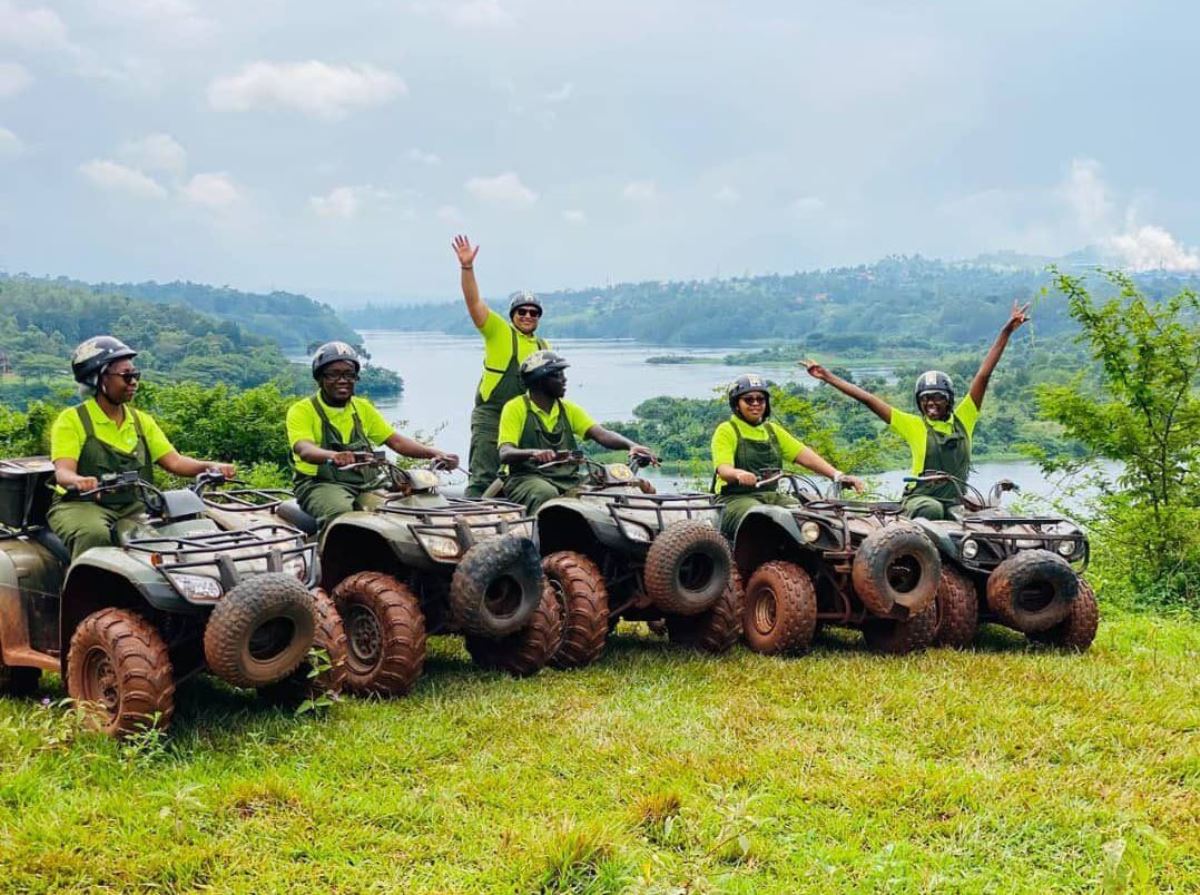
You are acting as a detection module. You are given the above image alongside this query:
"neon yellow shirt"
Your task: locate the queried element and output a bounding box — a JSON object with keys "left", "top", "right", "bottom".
{"left": 50, "top": 400, "right": 174, "bottom": 463}
{"left": 710, "top": 416, "right": 806, "bottom": 494}
{"left": 889, "top": 395, "right": 980, "bottom": 475}
{"left": 476, "top": 309, "right": 549, "bottom": 402}
{"left": 497, "top": 395, "right": 596, "bottom": 449}
{"left": 287, "top": 394, "right": 396, "bottom": 476}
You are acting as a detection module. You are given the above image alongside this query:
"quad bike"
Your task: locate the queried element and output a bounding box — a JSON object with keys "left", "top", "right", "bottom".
{"left": 488, "top": 451, "right": 739, "bottom": 667}
{"left": 275, "top": 452, "right": 559, "bottom": 691}
{"left": 0, "top": 459, "right": 326, "bottom": 737}
{"left": 729, "top": 471, "right": 943, "bottom": 656}
{"left": 902, "top": 472, "right": 1097, "bottom": 651}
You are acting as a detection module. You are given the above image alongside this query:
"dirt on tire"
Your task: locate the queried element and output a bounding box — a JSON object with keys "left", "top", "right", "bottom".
{"left": 741, "top": 561, "right": 817, "bottom": 655}
{"left": 986, "top": 550, "right": 1077, "bottom": 633}
{"left": 449, "top": 534, "right": 543, "bottom": 638}
{"left": 851, "top": 525, "right": 941, "bottom": 616}
{"left": 258, "top": 587, "right": 349, "bottom": 706}
{"left": 643, "top": 519, "right": 731, "bottom": 616}
{"left": 1028, "top": 576, "right": 1099, "bottom": 651}
{"left": 934, "top": 566, "right": 979, "bottom": 648}
{"left": 862, "top": 600, "right": 937, "bottom": 655}
{"left": 465, "top": 581, "right": 564, "bottom": 676}
{"left": 332, "top": 571, "right": 426, "bottom": 696}
{"left": 666, "top": 567, "right": 743, "bottom": 654}
{"left": 543, "top": 551, "right": 609, "bottom": 669}
{"left": 203, "top": 572, "right": 316, "bottom": 689}
{"left": 66, "top": 607, "right": 175, "bottom": 738}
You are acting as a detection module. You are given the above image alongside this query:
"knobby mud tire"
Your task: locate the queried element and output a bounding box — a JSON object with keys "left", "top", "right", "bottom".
{"left": 1028, "top": 577, "right": 1099, "bottom": 651}
{"left": 851, "top": 525, "right": 941, "bottom": 617}
{"left": 862, "top": 599, "right": 937, "bottom": 656}
{"left": 66, "top": 608, "right": 174, "bottom": 738}
{"left": 258, "top": 588, "right": 349, "bottom": 706}
{"left": 464, "top": 581, "right": 564, "bottom": 677}
{"left": 934, "top": 566, "right": 979, "bottom": 649}
{"left": 449, "top": 535, "right": 543, "bottom": 638}
{"left": 742, "top": 561, "right": 817, "bottom": 655}
{"left": 666, "top": 567, "right": 743, "bottom": 654}
{"left": 643, "top": 520, "right": 732, "bottom": 616}
{"left": 203, "top": 573, "right": 316, "bottom": 689}
{"left": 332, "top": 572, "right": 426, "bottom": 696}
{"left": 543, "top": 551, "right": 609, "bottom": 669}
{"left": 986, "top": 550, "right": 1077, "bottom": 633}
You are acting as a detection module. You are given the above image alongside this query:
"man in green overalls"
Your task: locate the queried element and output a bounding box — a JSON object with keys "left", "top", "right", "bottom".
{"left": 711, "top": 374, "right": 864, "bottom": 539}
{"left": 804, "top": 300, "right": 1030, "bottom": 520}
{"left": 453, "top": 234, "right": 550, "bottom": 497}
{"left": 497, "top": 350, "right": 656, "bottom": 513}
{"left": 47, "top": 336, "right": 237, "bottom": 560}
{"left": 288, "top": 341, "right": 459, "bottom": 531}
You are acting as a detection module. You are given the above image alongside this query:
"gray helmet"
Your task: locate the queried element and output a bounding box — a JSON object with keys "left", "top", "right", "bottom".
{"left": 519, "top": 349, "right": 569, "bottom": 387}
{"left": 728, "top": 373, "right": 771, "bottom": 419}
{"left": 914, "top": 370, "right": 954, "bottom": 408}
{"left": 71, "top": 335, "right": 137, "bottom": 386}
{"left": 508, "top": 290, "right": 543, "bottom": 318}
{"left": 311, "top": 341, "right": 362, "bottom": 379}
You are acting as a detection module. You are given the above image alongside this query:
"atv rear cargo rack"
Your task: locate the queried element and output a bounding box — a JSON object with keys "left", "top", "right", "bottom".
{"left": 376, "top": 496, "right": 534, "bottom": 561}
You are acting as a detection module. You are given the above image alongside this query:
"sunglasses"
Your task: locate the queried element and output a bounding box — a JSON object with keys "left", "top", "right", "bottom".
{"left": 322, "top": 371, "right": 360, "bottom": 383}
{"left": 740, "top": 394, "right": 767, "bottom": 405}
{"left": 106, "top": 369, "right": 142, "bottom": 383}
{"left": 513, "top": 307, "right": 542, "bottom": 319}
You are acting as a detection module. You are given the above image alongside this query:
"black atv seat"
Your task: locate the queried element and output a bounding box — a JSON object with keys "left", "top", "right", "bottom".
{"left": 277, "top": 500, "right": 318, "bottom": 536}
{"left": 32, "top": 527, "right": 71, "bottom": 566}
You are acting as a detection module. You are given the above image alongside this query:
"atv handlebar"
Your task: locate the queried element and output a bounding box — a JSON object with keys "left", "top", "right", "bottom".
{"left": 70, "top": 471, "right": 166, "bottom": 513}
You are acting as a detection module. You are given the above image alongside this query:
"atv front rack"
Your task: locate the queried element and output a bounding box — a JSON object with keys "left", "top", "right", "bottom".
{"left": 124, "top": 524, "right": 318, "bottom": 599}
{"left": 200, "top": 487, "right": 293, "bottom": 512}
{"left": 581, "top": 492, "right": 723, "bottom": 542}
{"left": 376, "top": 496, "right": 534, "bottom": 562}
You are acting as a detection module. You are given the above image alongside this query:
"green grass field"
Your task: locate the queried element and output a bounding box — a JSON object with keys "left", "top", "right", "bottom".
{"left": 1, "top": 611, "right": 1197, "bottom": 894}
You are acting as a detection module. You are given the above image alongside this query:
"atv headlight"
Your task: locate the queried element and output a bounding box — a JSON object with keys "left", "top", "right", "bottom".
{"left": 625, "top": 524, "right": 652, "bottom": 543}
{"left": 282, "top": 554, "right": 308, "bottom": 581}
{"left": 960, "top": 539, "right": 979, "bottom": 560}
{"left": 422, "top": 533, "right": 462, "bottom": 560}
{"left": 800, "top": 521, "right": 822, "bottom": 543}
{"left": 1015, "top": 537, "right": 1043, "bottom": 549}
{"left": 174, "top": 573, "right": 222, "bottom": 600}
{"left": 1057, "top": 539, "right": 1077, "bottom": 557}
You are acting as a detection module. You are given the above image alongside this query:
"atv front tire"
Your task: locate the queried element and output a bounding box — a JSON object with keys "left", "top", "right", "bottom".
{"left": 465, "top": 581, "right": 563, "bottom": 676}
{"left": 666, "top": 567, "right": 743, "bottom": 654}
{"left": 258, "top": 588, "right": 348, "bottom": 706}
{"left": 742, "top": 561, "right": 817, "bottom": 655}
{"left": 934, "top": 566, "right": 979, "bottom": 649}
{"left": 1028, "top": 577, "right": 1099, "bottom": 651}
{"left": 862, "top": 600, "right": 937, "bottom": 656}
{"left": 986, "top": 550, "right": 1077, "bottom": 633}
{"left": 543, "top": 551, "right": 609, "bottom": 669}
{"left": 204, "top": 573, "right": 316, "bottom": 689}
{"left": 450, "top": 535, "right": 543, "bottom": 638}
{"left": 644, "top": 520, "right": 732, "bottom": 616}
{"left": 852, "top": 525, "right": 941, "bottom": 617}
{"left": 332, "top": 572, "right": 426, "bottom": 696}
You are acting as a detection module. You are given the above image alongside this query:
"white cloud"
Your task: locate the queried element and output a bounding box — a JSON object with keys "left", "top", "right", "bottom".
{"left": 713, "top": 185, "right": 740, "bottom": 205}
{"left": 0, "top": 125, "right": 21, "bottom": 157}
{"left": 1060, "top": 157, "right": 1113, "bottom": 238}
{"left": 0, "top": 1, "right": 77, "bottom": 54}
{"left": 208, "top": 61, "right": 407, "bottom": 120}
{"left": 90, "top": 0, "right": 214, "bottom": 41}
{"left": 545, "top": 82, "right": 573, "bottom": 103}
{"left": 0, "top": 62, "right": 31, "bottom": 97}
{"left": 120, "top": 132, "right": 187, "bottom": 176}
{"left": 792, "top": 195, "right": 826, "bottom": 215}
{"left": 464, "top": 171, "right": 537, "bottom": 207}
{"left": 621, "top": 180, "right": 657, "bottom": 203}
{"left": 79, "top": 159, "right": 167, "bottom": 199}
{"left": 408, "top": 147, "right": 441, "bottom": 165}
{"left": 310, "top": 184, "right": 395, "bottom": 219}
{"left": 448, "top": 0, "right": 511, "bottom": 28}
{"left": 562, "top": 209, "right": 586, "bottom": 225}
{"left": 437, "top": 204, "right": 463, "bottom": 224}
{"left": 1108, "top": 225, "right": 1200, "bottom": 273}
{"left": 179, "top": 172, "right": 240, "bottom": 208}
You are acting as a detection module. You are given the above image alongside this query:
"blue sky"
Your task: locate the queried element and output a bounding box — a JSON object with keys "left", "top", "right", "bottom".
{"left": 0, "top": 0, "right": 1195, "bottom": 303}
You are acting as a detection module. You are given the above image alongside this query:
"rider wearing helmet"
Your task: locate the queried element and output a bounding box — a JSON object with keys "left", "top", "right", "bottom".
{"left": 711, "top": 373, "right": 865, "bottom": 539}
{"left": 804, "top": 300, "right": 1030, "bottom": 519}
{"left": 496, "top": 350, "right": 656, "bottom": 513}
{"left": 46, "top": 336, "right": 236, "bottom": 559}
{"left": 287, "top": 341, "right": 459, "bottom": 530}
{"left": 452, "top": 235, "right": 550, "bottom": 497}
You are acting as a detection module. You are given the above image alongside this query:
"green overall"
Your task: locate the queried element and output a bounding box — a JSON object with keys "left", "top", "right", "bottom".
{"left": 900, "top": 415, "right": 971, "bottom": 521}
{"left": 713, "top": 422, "right": 799, "bottom": 540}
{"left": 294, "top": 396, "right": 379, "bottom": 531}
{"left": 47, "top": 404, "right": 155, "bottom": 560}
{"left": 503, "top": 396, "right": 583, "bottom": 514}
{"left": 467, "top": 328, "right": 547, "bottom": 498}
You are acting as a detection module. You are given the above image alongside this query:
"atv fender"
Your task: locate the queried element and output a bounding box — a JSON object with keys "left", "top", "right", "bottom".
{"left": 731, "top": 505, "right": 809, "bottom": 579}
{"left": 536, "top": 499, "right": 629, "bottom": 555}
{"left": 909, "top": 518, "right": 957, "bottom": 558}
{"left": 62, "top": 548, "right": 191, "bottom": 615}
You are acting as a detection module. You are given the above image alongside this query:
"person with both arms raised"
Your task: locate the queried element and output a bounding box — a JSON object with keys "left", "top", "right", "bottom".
{"left": 804, "top": 300, "right": 1030, "bottom": 520}
{"left": 497, "top": 350, "right": 656, "bottom": 513}
{"left": 452, "top": 234, "right": 550, "bottom": 498}
{"left": 287, "top": 341, "right": 459, "bottom": 531}
{"left": 48, "top": 336, "right": 236, "bottom": 560}
{"left": 711, "top": 373, "right": 865, "bottom": 539}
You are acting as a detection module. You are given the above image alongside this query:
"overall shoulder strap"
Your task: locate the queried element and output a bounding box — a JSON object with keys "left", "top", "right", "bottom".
{"left": 75, "top": 404, "right": 96, "bottom": 438}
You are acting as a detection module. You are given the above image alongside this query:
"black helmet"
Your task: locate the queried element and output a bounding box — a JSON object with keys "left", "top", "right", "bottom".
{"left": 914, "top": 370, "right": 954, "bottom": 408}
{"left": 508, "top": 290, "right": 543, "bottom": 318}
{"left": 519, "top": 349, "right": 569, "bottom": 387}
{"left": 71, "top": 336, "right": 137, "bottom": 386}
{"left": 728, "top": 373, "right": 771, "bottom": 419}
{"left": 311, "top": 341, "right": 362, "bottom": 379}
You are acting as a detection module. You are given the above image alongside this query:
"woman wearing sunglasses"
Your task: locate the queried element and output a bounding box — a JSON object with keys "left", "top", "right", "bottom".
{"left": 711, "top": 373, "right": 865, "bottom": 539}
{"left": 47, "top": 336, "right": 236, "bottom": 559}
{"left": 452, "top": 234, "right": 550, "bottom": 497}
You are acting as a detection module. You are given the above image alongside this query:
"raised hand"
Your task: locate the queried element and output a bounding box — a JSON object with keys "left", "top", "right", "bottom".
{"left": 452, "top": 234, "right": 479, "bottom": 269}
{"left": 1004, "top": 300, "right": 1031, "bottom": 334}
{"left": 802, "top": 358, "right": 830, "bottom": 382}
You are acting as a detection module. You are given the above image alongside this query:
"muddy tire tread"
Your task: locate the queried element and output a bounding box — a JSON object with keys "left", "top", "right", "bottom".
{"left": 643, "top": 520, "right": 731, "bottom": 616}
{"left": 465, "top": 581, "right": 563, "bottom": 676}
{"left": 934, "top": 566, "right": 979, "bottom": 648}
{"left": 1028, "top": 577, "right": 1099, "bottom": 651}
{"left": 863, "top": 600, "right": 937, "bottom": 655}
{"left": 666, "top": 567, "right": 743, "bottom": 654}
{"left": 258, "top": 587, "right": 348, "bottom": 705}
{"left": 985, "top": 549, "right": 1077, "bottom": 633}
{"left": 851, "top": 524, "right": 940, "bottom": 616}
{"left": 742, "top": 561, "right": 818, "bottom": 655}
{"left": 543, "top": 551, "right": 609, "bottom": 669}
{"left": 332, "top": 571, "right": 426, "bottom": 696}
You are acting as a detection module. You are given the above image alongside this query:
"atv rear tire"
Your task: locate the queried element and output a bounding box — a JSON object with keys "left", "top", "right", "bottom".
{"left": 644, "top": 520, "right": 732, "bottom": 616}
{"left": 332, "top": 572, "right": 426, "bottom": 696}
{"left": 862, "top": 600, "right": 937, "bottom": 655}
{"left": 449, "top": 535, "right": 543, "bottom": 638}
{"left": 666, "top": 567, "right": 743, "bottom": 654}
{"left": 1028, "top": 577, "right": 1099, "bottom": 651}
{"left": 742, "top": 561, "right": 817, "bottom": 655}
{"left": 543, "top": 551, "right": 609, "bottom": 669}
{"left": 934, "top": 566, "right": 979, "bottom": 649}
{"left": 258, "top": 588, "right": 348, "bottom": 706}
{"left": 986, "top": 550, "right": 1077, "bottom": 633}
{"left": 204, "top": 573, "right": 316, "bottom": 689}
{"left": 851, "top": 525, "right": 941, "bottom": 617}
{"left": 67, "top": 608, "right": 174, "bottom": 738}
{"left": 465, "top": 581, "right": 563, "bottom": 676}
{"left": 0, "top": 663, "right": 41, "bottom": 697}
